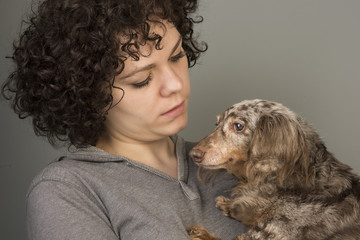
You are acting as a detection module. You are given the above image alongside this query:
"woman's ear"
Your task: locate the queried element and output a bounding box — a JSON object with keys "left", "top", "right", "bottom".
{"left": 249, "top": 112, "right": 314, "bottom": 188}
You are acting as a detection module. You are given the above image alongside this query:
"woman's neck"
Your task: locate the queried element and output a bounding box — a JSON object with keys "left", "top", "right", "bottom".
{"left": 96, "top": 135, "right": 178, "bottom": 178}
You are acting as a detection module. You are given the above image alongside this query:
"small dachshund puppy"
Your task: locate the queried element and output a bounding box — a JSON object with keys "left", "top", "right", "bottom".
{"left": 188, "top": 99, "right": 360, "bottom": 240}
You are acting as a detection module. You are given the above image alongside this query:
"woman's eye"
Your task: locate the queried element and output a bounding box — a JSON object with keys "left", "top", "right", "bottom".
{"left": 234, "top": 123, "right": 245, "bottom": 132}
{"left": 132, "top": 74, "right": 152, "bottom": 88}
{"left": 170, "top": 51, "right": 186, "bottom": 62}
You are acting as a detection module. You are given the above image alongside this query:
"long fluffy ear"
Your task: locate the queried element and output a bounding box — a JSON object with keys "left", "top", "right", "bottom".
{"left": 249, "top": 112, "right": 314, "bottom": 189}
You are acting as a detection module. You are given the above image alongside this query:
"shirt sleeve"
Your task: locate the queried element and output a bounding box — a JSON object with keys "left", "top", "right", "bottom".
{"left": 26, "top": 180, "right": 120, "bottom": 240}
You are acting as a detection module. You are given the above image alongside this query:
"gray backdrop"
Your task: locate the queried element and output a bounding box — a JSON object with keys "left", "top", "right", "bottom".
{"left": 1, "top": 0, "right": 359, "bottom": 239}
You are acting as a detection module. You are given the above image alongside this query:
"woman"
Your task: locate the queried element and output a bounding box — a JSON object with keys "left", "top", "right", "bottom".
{"left": 2, "top": 0, "right": 246, "bottom": 239}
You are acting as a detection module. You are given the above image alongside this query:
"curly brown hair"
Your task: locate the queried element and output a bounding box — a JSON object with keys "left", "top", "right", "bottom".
{"left": 1, "top": 0, "right": 207, "bottom": 147}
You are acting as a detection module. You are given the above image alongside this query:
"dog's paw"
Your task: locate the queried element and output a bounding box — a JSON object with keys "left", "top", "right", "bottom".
{"left": 215, "top": 196, "right": 232, "bottom": 217}
{"left": 187, "top": 225, "right": 221, "bottom": 240}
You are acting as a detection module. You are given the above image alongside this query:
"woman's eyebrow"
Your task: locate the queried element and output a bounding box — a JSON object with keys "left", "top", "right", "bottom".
{"left": 120, "top": 63, "right": 155, "bottom": 80}
{"left": 169, "top": 36, "right": 182, "bottom": 56}
{"left": 120, "top": 36, "right": 182, "bottom": 80}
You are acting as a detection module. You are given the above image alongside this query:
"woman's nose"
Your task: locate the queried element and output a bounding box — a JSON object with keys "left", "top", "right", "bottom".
{"left": 159, "top": 66, "right": 183, "bottom": 96}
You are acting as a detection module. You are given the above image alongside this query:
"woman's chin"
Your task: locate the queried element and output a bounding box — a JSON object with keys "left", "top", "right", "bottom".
{"left": 166, "top": 113, "right": 188, "bottom": 136}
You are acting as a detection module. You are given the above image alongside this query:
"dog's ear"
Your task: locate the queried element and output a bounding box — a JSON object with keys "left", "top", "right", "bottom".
{"left": 249, "top": 112, "right": 314, "bottom": 189}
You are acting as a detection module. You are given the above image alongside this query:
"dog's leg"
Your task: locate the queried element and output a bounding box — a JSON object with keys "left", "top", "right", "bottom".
{"left": 187, "top": 225, "right": 221, "bottom": 240}
{"left": 216, "top": 195, "right": 246, "bottom": 222}
{"left": 215, "top": 196, "right": 233, "bottom": 217}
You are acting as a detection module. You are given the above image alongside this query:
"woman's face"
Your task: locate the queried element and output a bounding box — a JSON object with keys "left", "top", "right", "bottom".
{"left": 104, "top": 21, "right": 190, "bottom": 143}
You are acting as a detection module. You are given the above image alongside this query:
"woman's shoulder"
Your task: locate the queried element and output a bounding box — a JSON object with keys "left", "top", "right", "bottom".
{"left": 26, "top": 156, "right": 88, "bottom": 198}
{"left": 27, "top": 146, "right": 126, "bottom": 197}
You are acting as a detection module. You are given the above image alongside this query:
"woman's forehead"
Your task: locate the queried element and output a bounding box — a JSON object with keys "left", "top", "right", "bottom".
{"left": 119, "top": 21, "right": 181, "bottom": 76}
{"left": 118, "top": 20, "right": 176, "bottom": 50}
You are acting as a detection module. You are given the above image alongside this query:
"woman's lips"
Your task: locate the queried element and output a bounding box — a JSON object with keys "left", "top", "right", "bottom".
{"left": 161, "top": 101, "right": 186, "bottom": 118}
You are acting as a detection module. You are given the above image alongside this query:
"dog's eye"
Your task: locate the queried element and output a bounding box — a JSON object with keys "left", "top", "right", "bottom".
{"left": 234, "top": 123, "right": 245, "bottom": 132}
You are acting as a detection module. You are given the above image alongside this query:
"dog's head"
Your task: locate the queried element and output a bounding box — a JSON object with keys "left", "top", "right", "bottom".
{"left": 190, "top": 99, "right": 318, "bottom": 188}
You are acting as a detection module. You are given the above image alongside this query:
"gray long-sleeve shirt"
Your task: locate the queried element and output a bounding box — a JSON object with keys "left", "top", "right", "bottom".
{"left": 26, "top": 135, "right": 246, "bottom": 239}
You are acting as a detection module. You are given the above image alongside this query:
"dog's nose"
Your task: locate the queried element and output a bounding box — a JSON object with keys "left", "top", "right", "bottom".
{"left": 190, "top": 148, "right": 204, "bottom": 163}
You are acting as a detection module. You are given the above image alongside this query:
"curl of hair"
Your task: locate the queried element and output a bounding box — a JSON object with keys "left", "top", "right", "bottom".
{"left": 1, "top": 0, "right": 207, "bottom": 147}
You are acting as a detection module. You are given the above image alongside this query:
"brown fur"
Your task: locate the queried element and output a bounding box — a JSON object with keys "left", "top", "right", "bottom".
{"left": 188, "top": 99, "right": 360, "bottom": 240}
